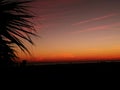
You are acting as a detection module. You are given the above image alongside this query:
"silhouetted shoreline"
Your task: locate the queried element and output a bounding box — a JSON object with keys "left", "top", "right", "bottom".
{"left": 27, "top": 59, "right": 120, "bottom": 65}
{"left": 0, "top": 60, "right": 120, "bottom": 81}
{"left": 1, "top": 59, "right": 120, "bottom": 70}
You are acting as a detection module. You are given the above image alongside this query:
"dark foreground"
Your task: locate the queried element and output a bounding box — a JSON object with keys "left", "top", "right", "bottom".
{"left": 0, "top": 61, "right": 120, "bottom": 86}
{"left": 1, "top": 61, "right": 120, "bottom": 76}
{"left": 0, "top": 62, "right": 119, "bottom": 88}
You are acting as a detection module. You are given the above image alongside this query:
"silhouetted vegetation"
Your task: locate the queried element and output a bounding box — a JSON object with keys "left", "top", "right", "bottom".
{"left": 20, "top": 60, "right": 27, "bottom": 68}
{"left": 0, "top": 0, "right": 37, "bottom": 67}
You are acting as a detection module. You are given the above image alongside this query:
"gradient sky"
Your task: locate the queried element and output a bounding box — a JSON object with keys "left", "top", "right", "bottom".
{"left": 19, "top": 0, "right": 120, "bottom": 62}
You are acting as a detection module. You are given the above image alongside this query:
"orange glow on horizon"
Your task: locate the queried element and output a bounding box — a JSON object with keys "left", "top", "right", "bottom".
{"left": 19, "top": 48, "right": 120, "bottom": 62}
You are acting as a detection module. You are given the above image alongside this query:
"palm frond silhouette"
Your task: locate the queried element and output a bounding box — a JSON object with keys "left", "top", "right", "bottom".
{"left": 0, "top": 38, "right": 18, "bottom": 66}
{"left": 0, "top": 0, "right": 37, "bottom": 66}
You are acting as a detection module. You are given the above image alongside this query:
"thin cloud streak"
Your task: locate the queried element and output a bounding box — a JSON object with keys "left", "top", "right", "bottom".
{"left": 73, "top": 13, "right": 118, "bottom": 26}
{"left": 71, "top": 22, "right": 120, "bottom": 33}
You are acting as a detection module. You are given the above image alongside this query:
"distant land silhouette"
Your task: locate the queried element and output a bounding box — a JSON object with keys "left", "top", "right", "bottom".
{"left": 0, "top": 59, "right": 120, "bottom": 83}
{"left": 1, "top": 59, "right": 120, "bottom": 74}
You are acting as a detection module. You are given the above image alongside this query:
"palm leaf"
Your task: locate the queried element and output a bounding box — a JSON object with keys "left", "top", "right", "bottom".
{"left": 0, "top": 0, "right": 37, "bottom": 54}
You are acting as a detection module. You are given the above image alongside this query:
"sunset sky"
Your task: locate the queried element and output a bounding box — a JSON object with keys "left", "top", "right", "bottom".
{"left": 19, "top": 0, "right": 120, "bottom": 62}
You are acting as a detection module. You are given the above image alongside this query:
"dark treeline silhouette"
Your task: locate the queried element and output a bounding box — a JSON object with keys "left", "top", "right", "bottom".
{"left": 0, "top": 0, "right": 37, "bottom": 67}
{"left": 20, "top": 60, "right": 27, "bottom": 68}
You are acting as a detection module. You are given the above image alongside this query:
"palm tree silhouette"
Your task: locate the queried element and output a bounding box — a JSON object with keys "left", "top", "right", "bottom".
{"left": 0, "top": 38, "right": 17, "bottom": 66}
{"left": 0, "top": 0, "right": 37, "bottom": 66}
